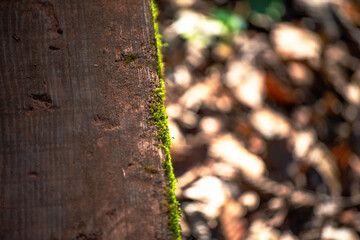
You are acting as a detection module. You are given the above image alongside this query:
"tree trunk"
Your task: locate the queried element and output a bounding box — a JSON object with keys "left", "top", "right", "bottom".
{"left": 0, "top": 0, "right": 172, "bottom": 239}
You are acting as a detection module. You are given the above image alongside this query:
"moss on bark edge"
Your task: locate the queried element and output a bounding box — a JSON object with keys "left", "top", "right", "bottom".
{"left": 149, "top": 1, "right": 182, "bottom": 239}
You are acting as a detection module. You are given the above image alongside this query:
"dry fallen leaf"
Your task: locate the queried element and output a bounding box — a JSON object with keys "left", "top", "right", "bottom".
{"left": 183, "top": 176, "right": 229, "bottom": 218}
{"left": 344, "top": 83, "right": 360, "bottom": 106}
{"left": 245, "top": 219, "right": 281, "bottom": 240}
{"left": 168, "top": 120, "right": 187, "bottom": 154}
{"left": 238, "top": 191, "right": 260, "bottom": 211}
{"left": 306, "top": 143, "right": 341, "bottom": 196}
{"left": 288, "top": 62, "right": 314, "bottom": 86}
{"left": 220, "top": 198, "right": 247, "bottom": 240}
{"left": 249, "top": 108, "right": 291, "bottom": 139}
{"left": 199, "top": 117, "right": 222, "bottom": 135}
{"left": 225, "top": 59, "right": 265, "bottom": 109}
{"left": 290, "top": 130, "right": 316, "bottom": 159}
{"left": 179, "top": 77, "right": 220, "bottom": 111}
{"left": 321, "top": 225, "right": 359, "bottom": 240}
{"left": 271, "top": 23, "right": 321, "bottom": 61}
{"left": 265, "top": 71, "right": 297, "bottom": 104}
{"left": 209, "top": 133, "right": 265, "bottom": 178}
{"left": 173, "top": 64, "right": 192, "bottom": 88}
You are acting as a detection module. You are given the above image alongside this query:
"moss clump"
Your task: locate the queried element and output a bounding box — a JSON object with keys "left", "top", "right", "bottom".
{"left": 150, "top": 1, "right": 182, "bottom": 239}
{"left": 143, "top": 165, "right": 158, "bottom": 175}
{"left": 125, "top": 53, "right": 137, "bottom": 63}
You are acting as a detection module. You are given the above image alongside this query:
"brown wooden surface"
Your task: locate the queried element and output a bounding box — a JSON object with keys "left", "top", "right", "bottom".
{"left": 0, "top": 0, "right": 172, "bottom": 239}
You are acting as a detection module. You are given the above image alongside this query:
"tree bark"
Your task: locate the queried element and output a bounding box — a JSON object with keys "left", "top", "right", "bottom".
{"left": 0, "top": 0, "right": 172, "bottom": 239}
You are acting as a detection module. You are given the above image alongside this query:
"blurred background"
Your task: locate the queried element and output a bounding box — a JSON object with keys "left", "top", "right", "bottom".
{"left": 155, "top": 0, "right": 360, "bottom": 239}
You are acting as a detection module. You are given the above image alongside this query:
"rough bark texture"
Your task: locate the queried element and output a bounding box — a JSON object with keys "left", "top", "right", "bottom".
{"left": 0, "top": 0, "right": 172, "bottom": 239}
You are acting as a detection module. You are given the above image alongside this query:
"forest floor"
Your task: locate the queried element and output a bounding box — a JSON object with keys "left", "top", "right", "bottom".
{"left": 157, "top": 0, "right": 360, "bottom": 239}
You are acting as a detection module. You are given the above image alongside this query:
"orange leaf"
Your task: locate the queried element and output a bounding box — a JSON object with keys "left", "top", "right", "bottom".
{"left": 265, "top": 71, "right": 296, "bottom": 105}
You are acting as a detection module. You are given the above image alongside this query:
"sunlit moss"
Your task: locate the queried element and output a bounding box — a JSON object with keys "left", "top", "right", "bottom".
{"left": 150, "top": 1, "right": 182, "bottom": 239}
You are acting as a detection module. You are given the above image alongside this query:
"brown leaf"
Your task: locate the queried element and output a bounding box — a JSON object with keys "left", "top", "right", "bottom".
{"left": 220, "top": 198, "right": 247, "bottom": 240}
{"left": 265, "top": 71, "right": 297, "bottom": 105}
{"left": 332, "top": 143, "right": 352, "bottom": 170}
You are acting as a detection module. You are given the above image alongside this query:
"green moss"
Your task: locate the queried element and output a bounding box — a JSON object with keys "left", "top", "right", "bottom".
{"left": 150, "top": 1, "right": 182, "bottom": 239}
{"left": 125, "top": 53, "right": 137, "bottom": 63}
{"left": 143, "top": 165, "right": 158, "bottom": 175}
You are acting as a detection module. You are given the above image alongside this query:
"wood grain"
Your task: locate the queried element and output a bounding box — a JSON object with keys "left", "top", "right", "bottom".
{"left": 0, "top": 0, "right": 171, "bottom": 239}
